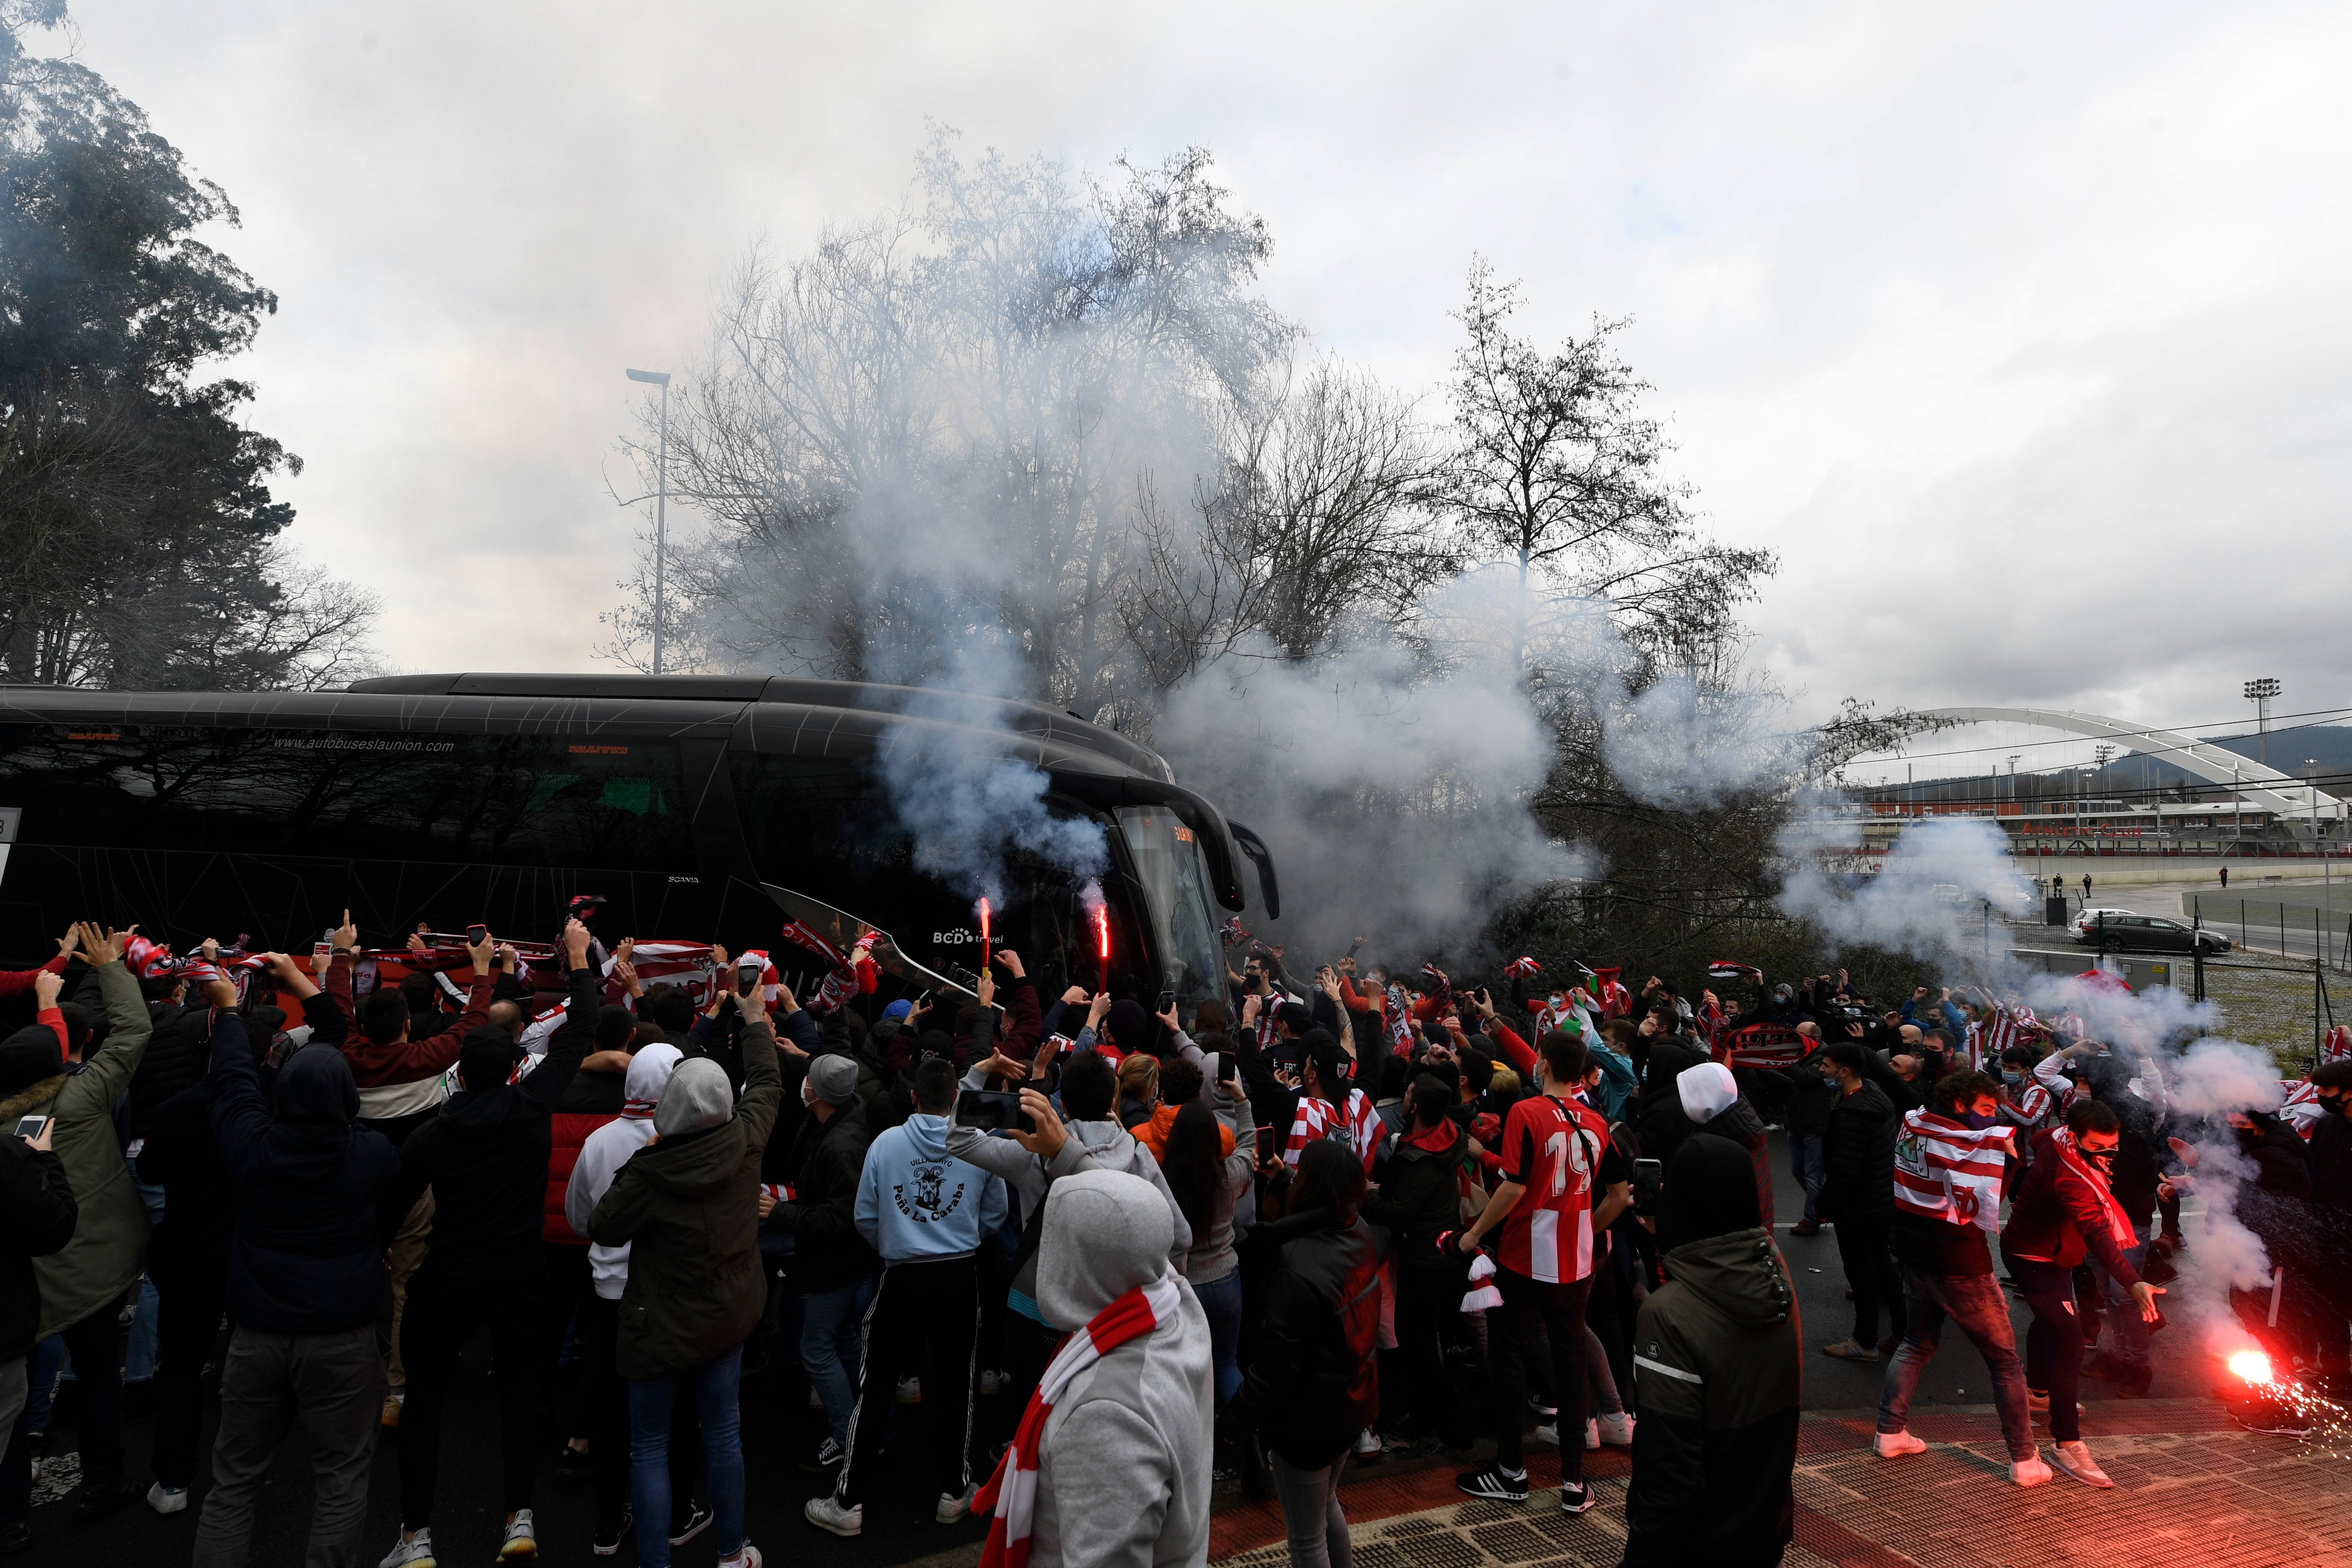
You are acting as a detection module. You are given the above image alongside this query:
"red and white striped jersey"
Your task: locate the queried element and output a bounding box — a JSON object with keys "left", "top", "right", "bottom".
{"left": 1495, "top": 1093, "right": 1611, "bottom": 1284}
{"left": 1283, "top": 1095, "right": 1339, "bottom": 1170}
{"left": 1892, "top": 1108, "right": 2012, "bottom": 1233}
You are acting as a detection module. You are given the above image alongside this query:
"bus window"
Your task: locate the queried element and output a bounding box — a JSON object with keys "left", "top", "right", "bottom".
{"left": 0, "top": 726, "right": 696, "bottom": 872}
{"left": 1116, "top": 806, "right": 1224, "bottom": 1007}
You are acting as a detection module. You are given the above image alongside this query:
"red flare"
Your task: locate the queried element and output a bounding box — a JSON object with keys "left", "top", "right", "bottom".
{"left": 2229, "top": 1349, "right": 2274, "bottom": 1386}
{"left": 1092, "top": 901, "right": 1110, "bottom": 990}
{"left": 977, "top": 898, "right": 991, "bottom": 971}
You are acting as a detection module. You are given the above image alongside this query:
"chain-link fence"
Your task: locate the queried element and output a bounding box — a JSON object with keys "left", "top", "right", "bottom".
{"left": 2197, "top": 954, "right": 2340, "bottom": 1075}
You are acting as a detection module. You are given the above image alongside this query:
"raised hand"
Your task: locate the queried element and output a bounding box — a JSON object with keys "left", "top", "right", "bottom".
{"left": 32, "top": 969, "right": 62, "bottom": 1010}
{"left": 332, "top": 909, "right": 358, "bottom": 950}
{"left": 564, "top": 917, "right": 592, "bottom": 965}
{"left": 465, "top": 927, "right": 496, "bottom": 976}
{"left": 74, "top": 923, "right": 124, "bottom": 967}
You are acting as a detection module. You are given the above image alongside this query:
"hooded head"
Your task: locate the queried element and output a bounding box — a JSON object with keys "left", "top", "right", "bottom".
{"left": 1656, "top": 1132, "right": 1761, "bottom": 1253}
{"left": 0, "top": 1026, "right": 65, "bottom": 1099}
{"left": 277, "top": 1038, "right": 361, "bottom": 1129}
{"left": 1677, "top": 1062, "right": 1739, "bottom": 1125}
{"left": 1034, "top": 1168, "right": 1172, "bottom": 1331}
{"left": 623, "top": 1043, "right": 682, "bottom": 1104}
{"left": 1103, "top": 999, "right": 1150, "bottom": 1051}
{"left": 653, "top": 1057, "right": 732, "bottom": 1138}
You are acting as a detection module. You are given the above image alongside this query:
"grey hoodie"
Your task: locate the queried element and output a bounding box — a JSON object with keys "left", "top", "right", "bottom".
{"left": 1026, "top": 1171, "right": 1213, "bottom": 1568}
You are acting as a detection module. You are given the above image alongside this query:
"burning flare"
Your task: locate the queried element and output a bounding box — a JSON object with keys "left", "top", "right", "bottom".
{"left": 975, "top": 897, "right": 991, "bottom": 970}
{"left": 2229, "top": 1349, "right": 2275, "bottom": 1386}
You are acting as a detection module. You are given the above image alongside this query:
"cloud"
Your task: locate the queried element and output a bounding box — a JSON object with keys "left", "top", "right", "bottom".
{"left": 38, "top": 0, "right": 2351, "bottom": 729}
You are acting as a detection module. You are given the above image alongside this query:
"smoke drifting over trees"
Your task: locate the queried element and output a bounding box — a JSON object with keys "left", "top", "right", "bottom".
{"left": 607, "top": 129, "right": 1821, "bottom": 958}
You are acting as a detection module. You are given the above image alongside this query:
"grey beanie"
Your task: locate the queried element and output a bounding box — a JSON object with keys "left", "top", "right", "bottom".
{"left": 653, "top": 1058, "right": 734, "bottom": 1138}
{"left": 807, "top": 1053, "right": 860, "bottom": 1106}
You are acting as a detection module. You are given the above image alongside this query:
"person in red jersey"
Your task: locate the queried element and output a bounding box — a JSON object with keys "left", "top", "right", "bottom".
{"left": 1452, "top": 1032, "right": 1630, "bottom": 1516}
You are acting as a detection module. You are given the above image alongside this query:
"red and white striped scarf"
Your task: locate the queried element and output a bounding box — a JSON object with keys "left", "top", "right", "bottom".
{"left": 1343, "top": 1086, "right": 1380, "bottom": 1171}
{"left": 975, "top": 1275, "right": 1182, "bottom": 1568}
{"left": 1892, "top": 1108, "right": 2012, "bottom": 1233}
{"left": 1383, "top": 985, "right": 1414, "bottom": 1056}
{"left": 2049, "top": 1126, "right": 2136, "bottom": 1251}
{"left": 1284, "top": 1095, "right": 1341, "bottom": 1169}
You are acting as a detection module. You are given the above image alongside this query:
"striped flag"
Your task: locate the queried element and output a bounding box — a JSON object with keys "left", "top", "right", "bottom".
{"left": 1717, "top": 1022, "right": 1811, "bottom": 1070}
{"left": 1892, "top": 1107, "right": 2013, "bottom": 1233}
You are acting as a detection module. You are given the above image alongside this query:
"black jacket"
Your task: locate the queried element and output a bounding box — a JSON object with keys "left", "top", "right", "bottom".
{"left": 1242, "top": 1206, "right": 1388, "bottom": 1470}
{"left": 211, "top": 1014, "right": 401, "bottom": 1336}
{"left": 1620, "top": 1228, "right": 1800, "bottom": 1566}
{"left": 0, "top": 1136, "right": 77, "bottom": 1361}
{"left": 2310, "top": 1102, "right": 2352, "bottom": 1217}
{"left": 1778, "top": 1059, "right": 1838, "bottom": 1137}
{"left": 387, "top": 963, "right": 596, "bottom": 1280}
{"left": 124, "top": 1000, "right": 206, "bottom": 1144}
{"left": 772, "top": 1090, "right": 877, "bottom": 1296}
{"left": 1819, "top": 1080, "right": 1897, "bottom": 1224}
{"left": 1364, "top": 1122, "right": 1469, "bottom": 1274}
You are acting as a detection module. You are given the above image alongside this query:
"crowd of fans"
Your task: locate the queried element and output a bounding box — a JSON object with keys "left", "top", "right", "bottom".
{"left": 0, "top": 906, "right": 2344, "bottom": 1568}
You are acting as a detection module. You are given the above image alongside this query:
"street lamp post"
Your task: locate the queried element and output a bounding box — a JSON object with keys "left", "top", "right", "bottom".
{"left": 2244, "top": 677, "right": 2281, "bottom": 766}
{"left": 626, "top": 368, "right": 672, "bottom": 675}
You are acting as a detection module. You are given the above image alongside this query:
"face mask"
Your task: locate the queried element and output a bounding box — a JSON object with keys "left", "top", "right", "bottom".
{"left": 1957, "top": 1109, "right": 1997, "bottom": 1130}
{"left": 2326, "top": 1095, "right": 2349, "bottom": 1116}
{"left": 2087, "top": 1149, "right": 2117, "bottom": 1171}
{"left": 2001, "top": 1070, "right": 2022, "bottom": 1086}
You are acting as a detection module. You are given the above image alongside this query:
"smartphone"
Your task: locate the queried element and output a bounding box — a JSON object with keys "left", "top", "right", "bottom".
{"left": 466, "top": 923, "right": 488, "bottom": 947}
{"left": 1633, "top": 1158, "right": 1663, "bottom": 1217}
{"left": 13, "top": 1114, "right": 46, "bottom": 1141}
{"left": 1156, "top": 988, "right": 1176, "bottom": 1015}
{"left": 954, "top": 1090, "right": 1035, "bottom": 1135}
{"left": 736, "top": 958, "right": 764, "bottom": 990}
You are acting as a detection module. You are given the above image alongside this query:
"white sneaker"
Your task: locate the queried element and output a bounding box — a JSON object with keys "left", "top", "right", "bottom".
{"left": 499, "top": 1510, "right": 538, "bottom": 1560}
{"left": 1353, "top": 1428, "right": 1382, "bottom": 1457}
{"left": 379, "top": 1530, "right": 436, "bottom": 1568}
{"left": 896, "top": 1376, "right": 922, "bottom": 1405}
{"left": 1533, "top": 1421, "right": 1559, "bottom": 1446}
{"left": 805, "top": 1496, "right": 862, "bottom": 1538}
{"left": 146, "top": 1482, "right": 188, "bottom": 1515}
{"left": 1873, "top": 1430, "right": 1926, "bottom": 1458}
{"left": 2009, "top": 1454, "right": 2053, "bottom": 1487}
{"left": 1594, "top": 1411, "right": 1635, "bottom": 1447}
{"left": 718, "top": 1547, "right": 763, "bottom": 1568}
{"left": 2050, "top": 1441, "right": 2113, "bottom": 1489}
{"left": 1583, "top": 1418, "right": 1599, "bottom": 1451}
{"left": 936, "top": 1484, "right": 978, "bottom": 1523}
{"left": 979, "top": 1368, "right": 1007, "bottom": 1396}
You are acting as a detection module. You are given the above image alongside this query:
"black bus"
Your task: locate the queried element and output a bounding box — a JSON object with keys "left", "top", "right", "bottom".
{"left": 0, "top": 673, "right": 1278, "bottom": 1011}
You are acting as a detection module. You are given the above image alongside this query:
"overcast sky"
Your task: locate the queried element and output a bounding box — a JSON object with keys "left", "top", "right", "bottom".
{"left": 38, "top": 2, "right": 2352, "bottom": 777}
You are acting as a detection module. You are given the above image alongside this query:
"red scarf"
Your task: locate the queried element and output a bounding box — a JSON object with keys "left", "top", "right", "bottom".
{"left": 975, "top": 1276, "right": 1181, "bottom": 1568}
{"left": 2050, "top": 1127, "right": 2137, "bottom": 1251}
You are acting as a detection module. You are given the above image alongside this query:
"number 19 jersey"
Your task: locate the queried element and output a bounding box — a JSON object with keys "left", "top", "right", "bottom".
{"left": 1496, "top": 1092, "right": 1610, "bottom": 1284}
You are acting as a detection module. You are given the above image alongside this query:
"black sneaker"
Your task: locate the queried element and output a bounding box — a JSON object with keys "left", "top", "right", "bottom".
{"left": 800, "top": 1437, "right": 844, "bottom": 1473}
{"left": 555, "top": 1443, "right": 593, "bottom": 1478}
{"left": 669, "top": 1500, "right": 713, "bottom": 1546}
{"left": 592, "top": 1507, "right": 632, "bottom": 1557}
{"left": 74, "top": 1479, "right": 139, "bottom": 1520}
{"left": 1456, "top": 1464, "right": 1530, "bottom": 1503}
{"left": 1561, "top": 1480, "right": 1598, "bottom": 1515}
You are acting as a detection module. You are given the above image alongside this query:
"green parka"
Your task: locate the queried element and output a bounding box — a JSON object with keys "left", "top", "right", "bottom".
{"left": 588, "top": 1013, "right": 780, "bottom": 1379}
{"left": 9, "top": 960, "right": 153, "bottom": 1338}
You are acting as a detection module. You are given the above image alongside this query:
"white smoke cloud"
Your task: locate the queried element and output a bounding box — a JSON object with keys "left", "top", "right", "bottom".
{"left": 1774, "top": 813, "right": 2024, "bottom": 962}
{"left": 1606, "top": 671, "right": 1804, "bottom": 810}
{"left": 1155, "top": 606, "right": 1588, "bottom": 959}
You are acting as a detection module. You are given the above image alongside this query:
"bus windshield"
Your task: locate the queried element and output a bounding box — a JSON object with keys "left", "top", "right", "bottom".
{"left": 1116, "top": 805, "right": 1225, "bottom": 1007}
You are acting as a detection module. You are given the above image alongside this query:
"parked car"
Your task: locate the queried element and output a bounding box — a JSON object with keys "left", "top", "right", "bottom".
{"left": 2070, "top": 906, "right": 2142, "bottom": 938}
{"left": 2071, "top": 911, "right": 2231, "bottom": 954}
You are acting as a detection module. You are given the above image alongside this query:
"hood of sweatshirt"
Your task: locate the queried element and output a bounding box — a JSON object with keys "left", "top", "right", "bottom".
{"left": 624, "top": 1043, "right": 682, "bottom": 1104}
{"left": 1659, "top": 1228, "right": 1793, "bottom": 1330}
{"left": 1035, "top": 1168, "right": 1173, "bottom": 1331}
{"left": 276, "top": 1033, "right": 359, "bottom": 1129}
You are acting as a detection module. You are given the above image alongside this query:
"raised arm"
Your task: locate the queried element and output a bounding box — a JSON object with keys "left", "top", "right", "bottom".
{"left": 522, "top": 926, "right": 602, "bottom": 1112}
{"left": 74, "top": 925, "right": 154, "bottom": 1100}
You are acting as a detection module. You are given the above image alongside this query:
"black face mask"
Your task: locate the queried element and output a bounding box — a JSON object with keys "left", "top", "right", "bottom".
{"left": 2087, "top": 1149, "right": 2118, "bottom": 1173}
{"left": 2325, "top": 1096, "right": 2349, "bottom": 1117}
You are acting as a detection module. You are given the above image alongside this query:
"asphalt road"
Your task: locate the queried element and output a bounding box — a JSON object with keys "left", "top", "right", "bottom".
{"left": 8, "top": 1132, "right": 2218, "bottom": 1568}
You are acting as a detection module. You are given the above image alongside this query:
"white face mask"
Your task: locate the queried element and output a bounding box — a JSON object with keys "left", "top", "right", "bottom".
{"left": 1549, "top": 995, "right": 1564, "bottom": 1010}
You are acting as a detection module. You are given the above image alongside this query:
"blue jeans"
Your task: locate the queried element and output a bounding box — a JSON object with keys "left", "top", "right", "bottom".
{"left": 798, "top": 1280, "right": 870, "bottom": 1447}
{"left": 123, "top": 1162, "right": 165, "bottom": 1383}
{"left": 1791, "top": 1134, "right": 1827, "bottom": 1224}
{"left": 1878, "top": 1266, "right": 2036, "bottom": 1460}
{"left": 1195, "top": 1272, "right": 1244, "bottom": 1406}
{"left": 2088, "top": 1225, "right": 2151, "bottom": 1374}
{"left": 629, "top": 1345, "right": 744, "bottom": 1568}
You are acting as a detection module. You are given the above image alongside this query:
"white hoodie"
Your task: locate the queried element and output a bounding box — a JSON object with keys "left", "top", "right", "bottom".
{"left": 564, "top": 1045, "right": 682, "bottom": 1300}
